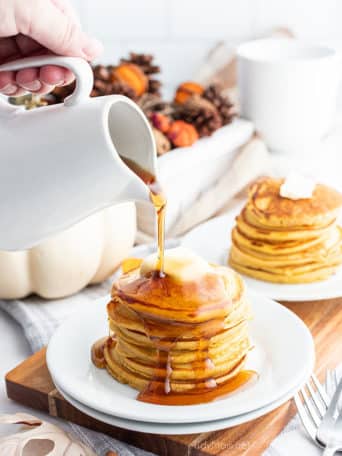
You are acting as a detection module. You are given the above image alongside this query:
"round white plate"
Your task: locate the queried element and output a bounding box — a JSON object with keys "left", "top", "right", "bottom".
{"left": 53, "top": 359, "right": 313, "bottom": 435}
{"left": 46, "top": 294, "right": 314, "bottom": 424}
{"left": 182, "top": 213, "right": 342, "bottom": 302}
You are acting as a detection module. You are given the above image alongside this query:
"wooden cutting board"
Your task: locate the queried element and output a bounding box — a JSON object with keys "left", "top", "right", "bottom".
{"left": 5, "top": 298, "right": 342, "bottom": 456}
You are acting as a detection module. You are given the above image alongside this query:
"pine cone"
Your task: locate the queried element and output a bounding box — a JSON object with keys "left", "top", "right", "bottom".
{"left": 152, "top": 128, "right": 171, "bottom": 155}
{"left": 112, "top": 81, "right": 138, "bottom": 100}
{"left": 93, "top": 65, "right": 111, "bottom": 82}
{"left": 93, "top": 78, "right": 113, "bottom": 95}
{"left": 148, "top": 79, "right": 162, "bottom": 96}
{"left": 121, "top": 53, "right": 160, "bottom": 75}
{"left": 174, "top": 95, "right": 222, "bottom": 137}
{"left": 138, "top": 93, "right": 173, "bottom": 117}
{"left": 203, "top": 84, "right": 235, "bottom": 126}
{"left": 91, "top": 65, "right": 113, "bottom": 96}
{"left": 92, "top": 64, "right": 138, "bottom": 100}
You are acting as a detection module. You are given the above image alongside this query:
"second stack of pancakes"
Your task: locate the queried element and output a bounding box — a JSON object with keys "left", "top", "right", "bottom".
{"left": 229, "top": 177, "right": 342, "bottom": 283}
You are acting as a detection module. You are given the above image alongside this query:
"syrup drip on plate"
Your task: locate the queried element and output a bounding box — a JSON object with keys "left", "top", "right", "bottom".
{"left": 138, "top": 369, "right": 257, "bottom": 406}
{"left": 91, "top": 336, "right": 109, "bottom": 369}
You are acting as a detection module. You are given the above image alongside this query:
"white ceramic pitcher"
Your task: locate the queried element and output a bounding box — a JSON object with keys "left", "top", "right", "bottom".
{"left": 0, "top": 56, "right": 157, "bottom": 251}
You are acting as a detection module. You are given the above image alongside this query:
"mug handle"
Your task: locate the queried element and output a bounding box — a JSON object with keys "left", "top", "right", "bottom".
{"left": 0, "top": 55, "right": 93, "bottom": 111}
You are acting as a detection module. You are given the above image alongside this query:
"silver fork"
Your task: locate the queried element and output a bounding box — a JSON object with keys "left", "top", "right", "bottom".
{"left": 294, "top": 371, "right": 342, "bottom": 455}
{"left": 294, "top": 373, "right": 330, "bottom": 448}
{"left": 317, "top": 372, "right": 342, "bottom": 456}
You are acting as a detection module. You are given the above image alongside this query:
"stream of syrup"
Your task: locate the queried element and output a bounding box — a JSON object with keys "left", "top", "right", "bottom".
{"left": 91, "top": 157, "right": 256, "bottom": 405}
{"left": 121, "top": 157, "right": 166, "bottom": 274}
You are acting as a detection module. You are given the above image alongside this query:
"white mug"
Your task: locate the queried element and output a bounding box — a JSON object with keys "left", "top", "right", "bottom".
{"left": 0, "top": 56, "right": 157, "bottom": 251}
{"left": 237, "top": 38, "right": 341, "bottom": 153}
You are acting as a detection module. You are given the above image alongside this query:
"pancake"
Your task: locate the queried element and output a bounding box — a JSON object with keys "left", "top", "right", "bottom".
{"left": 92, "top": 247, "right": 253, "bottom": 404}
{"left": 247, "top": 177, "right": 342, "bottom": 228}
{"left": 229, "top": 177, "right": 342, "bottom": 284}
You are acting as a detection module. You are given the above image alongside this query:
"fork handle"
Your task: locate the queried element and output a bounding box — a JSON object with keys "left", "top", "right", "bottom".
{"left": 323, "top": 445, "right": 338, "bottom": 456}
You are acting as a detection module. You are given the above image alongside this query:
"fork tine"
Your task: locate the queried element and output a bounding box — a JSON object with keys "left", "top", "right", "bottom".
{"left": 326, "top": 369, "right": 334, "bottom": 396}
{"left": 325, "top": 369, "right": 340, "bottom": 402}
{"left": 333, "top": 370, "right": 338, "bottom": 389}
{"left": 300, "top": 385, "right": 321, "bottom": 426}
{"left": 312, "top": 373, "right": 330, "bottom": 407}
{"left": 323, "top": 377, "right": 342, "bottom": 424}
{"left": 294, "top": 392, "right": 319, "bottom": 442}
{"left": 306, "top": 380, "right": 326, "bottom": 418}
{"left": 332, "top": 369, "right": 342, "bottom": 413}
{"left": 336, "top": 405, "right": 342, "bottom": 426}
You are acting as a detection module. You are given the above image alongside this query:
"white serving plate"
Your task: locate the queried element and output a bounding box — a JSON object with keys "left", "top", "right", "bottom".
{"left": 53, "top": 359, "right": 313, "bottom": 435}
{"left": 182, "top": 213, "right": 342, "bottom": 302}
{"left": 46, "top": 294, "right": 314, "bottom": 424}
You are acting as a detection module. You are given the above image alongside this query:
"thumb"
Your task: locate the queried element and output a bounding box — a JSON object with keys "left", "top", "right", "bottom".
{"left": 17, "top": 0, "right": 102, "bottom": 60}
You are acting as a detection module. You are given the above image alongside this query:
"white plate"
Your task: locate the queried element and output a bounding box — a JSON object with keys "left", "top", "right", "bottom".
{"left": 46, "top": 294, "right": 314, "bottom": 424}
{"left": 53, "top": 360, "right": 313, "bottom": 435}
{"left": 182, "top": 213, "right": 342, "bottom": 302}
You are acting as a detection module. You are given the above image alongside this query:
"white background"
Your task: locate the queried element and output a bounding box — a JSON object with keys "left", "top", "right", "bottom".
{"left": 70, "top": 0, "right": 342, "bottom": 89}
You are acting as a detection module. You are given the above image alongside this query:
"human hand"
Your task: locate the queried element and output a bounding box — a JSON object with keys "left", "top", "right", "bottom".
{"left": 0, "top": 0, "right": 102, "bottom": 96}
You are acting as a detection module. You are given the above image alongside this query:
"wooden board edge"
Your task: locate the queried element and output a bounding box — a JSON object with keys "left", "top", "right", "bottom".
{"left": 6, "top": 379, "right": 49, "bottom": 413}
{"left": 5, "top": 347, "right": 47, "bottom": 383}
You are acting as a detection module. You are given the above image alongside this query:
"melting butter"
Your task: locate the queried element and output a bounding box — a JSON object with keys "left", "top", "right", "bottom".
{"left": 280, "top": 172, "right": 316, "bottom": 200}
{"left": 140, "top": 247, "right": 211, "bottom": 281}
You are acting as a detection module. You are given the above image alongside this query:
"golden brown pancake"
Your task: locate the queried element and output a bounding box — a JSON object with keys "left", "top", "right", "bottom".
{"left": 229, "top": 177, "right": 342, "bottom": 283}
{"left": 93, "top": 248, "right": 253, "bottom": 403}
{"left": 247, "top": 177, "right": 342, "bottom": 228}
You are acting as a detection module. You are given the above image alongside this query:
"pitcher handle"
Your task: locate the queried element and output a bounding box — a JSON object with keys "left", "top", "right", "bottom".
{"left": 0, "top": 56, "right": 93, "bottom": 110}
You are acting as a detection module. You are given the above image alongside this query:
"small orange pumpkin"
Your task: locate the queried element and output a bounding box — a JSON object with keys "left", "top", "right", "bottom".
{"left": 174, "top": 81, "right": 204, "bottom": 104}
{"left": 113, "top": 63, "right": 148, "bottom": 97}
{"left": 167, "top": 120, "right": 199, "bottom": 147}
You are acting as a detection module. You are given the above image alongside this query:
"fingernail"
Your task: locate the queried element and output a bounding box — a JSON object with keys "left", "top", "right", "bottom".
{"left": 21, "top": 80, "right": 42, "bottom": 91}
{"left": 82, "top": 37, "right": 103, "bottom": 60}
{"left": 1, "top": 84, "right": 17, "bottom": 95}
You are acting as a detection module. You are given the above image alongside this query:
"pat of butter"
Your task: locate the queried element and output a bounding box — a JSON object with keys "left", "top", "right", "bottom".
{"left": 280, "top": 173, "right": 316, "bottom": 200}
{"left": 140, "top": 247, "right": 211, "bottom": 282}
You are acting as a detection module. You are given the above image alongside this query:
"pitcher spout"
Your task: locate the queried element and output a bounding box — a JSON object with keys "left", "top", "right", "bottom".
{"left": 106, "top": 95, "right": 158, "bottom": 203}
{"left": 122, "top": 171, "right": 153, "bottom": 203}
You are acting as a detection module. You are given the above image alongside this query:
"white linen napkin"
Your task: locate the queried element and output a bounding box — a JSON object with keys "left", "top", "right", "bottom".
{"left": 0, "top": 241, "right": 338, "bottom": 456}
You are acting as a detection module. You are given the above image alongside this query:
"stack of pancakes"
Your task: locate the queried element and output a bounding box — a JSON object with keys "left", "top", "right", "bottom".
{"left": 229, "top": 177, "right": 342, "bottom": 283}
{"left": 102, "top": 248, "right": 252, "bottom": 401}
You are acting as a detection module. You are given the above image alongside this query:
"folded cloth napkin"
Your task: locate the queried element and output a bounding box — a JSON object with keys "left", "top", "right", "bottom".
{"left": 167, "top": 134, "right": 271, "bottom": 237}
{"left": 0, "top": 242, "right": 339, "bottom": 456}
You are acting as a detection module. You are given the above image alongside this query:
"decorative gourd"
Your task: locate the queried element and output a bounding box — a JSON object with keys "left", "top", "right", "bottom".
{"left": 0, "top": 203, "right": 136, "bottom": 299}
